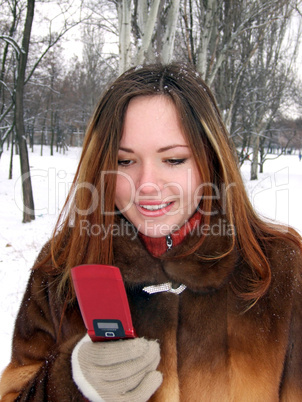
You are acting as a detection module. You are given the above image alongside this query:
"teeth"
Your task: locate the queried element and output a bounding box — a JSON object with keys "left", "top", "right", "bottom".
{"left": 140, "top": 203, "right": 171, "bottom": 211}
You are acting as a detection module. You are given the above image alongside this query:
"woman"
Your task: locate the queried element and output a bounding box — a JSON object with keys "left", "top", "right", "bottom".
{"left": 1, "top": 63, "right": 302, "bottom": 401}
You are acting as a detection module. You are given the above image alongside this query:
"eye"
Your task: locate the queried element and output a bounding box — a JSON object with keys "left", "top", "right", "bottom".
{"left": 118, "top": 159, "right": 134, "bottom": 167}
{"left": 165, "top": 158, "right": 187, "bottom": 165}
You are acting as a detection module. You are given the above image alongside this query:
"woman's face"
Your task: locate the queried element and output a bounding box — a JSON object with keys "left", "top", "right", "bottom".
{"left": 115, "top": 96, "right": 202, "bottom": 238}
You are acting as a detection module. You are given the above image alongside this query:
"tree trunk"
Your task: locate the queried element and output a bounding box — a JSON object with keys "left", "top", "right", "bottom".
{"left": 161, "top": 0, "right": 180, "bottom": 64}
{"left": 50, "top": 111, "right": 55, "bottom": 156}
{"left": 118, "top": 0, "right": 132, "bottom": 74}
{"left": 250, "top": 134, "right": 259, "bottom": 180}
{"left": 9, "top": 129, "right": 14, "bottom": 180}
{"left": 196, "top": 0, "right": 217, "bottom": 80}
{"left": 15, "top": 0, "right": 35, "bottom": 222}
{"left": 136, "top": 0, "right": 161, "bottom": 65}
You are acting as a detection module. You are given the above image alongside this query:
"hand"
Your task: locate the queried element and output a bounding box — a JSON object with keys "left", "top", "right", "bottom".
{"left": 71, "top": 334, "right": 163, "bottom": 402}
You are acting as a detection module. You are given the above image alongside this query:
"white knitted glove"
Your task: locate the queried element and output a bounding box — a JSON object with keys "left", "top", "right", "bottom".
{"left": 71, "top": 334, "right": 163, "bottom": 402}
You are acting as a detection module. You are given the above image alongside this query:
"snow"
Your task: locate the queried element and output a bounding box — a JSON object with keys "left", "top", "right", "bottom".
{"left": 241, "top": 156, "right": 302, "bottom": 234}
{"left": 0, "top": 146, "right": 301, "bottom": 376}
{"left": 0, "top": 146, "right": 81, "bottom": 373}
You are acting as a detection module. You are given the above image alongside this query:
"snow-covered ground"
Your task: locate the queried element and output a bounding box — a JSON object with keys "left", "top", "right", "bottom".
{"left": 0, "top": 146, "right": 301, "bottom": 375}
{"left": 0, "top": 146, "right": 81, "bottom": 373}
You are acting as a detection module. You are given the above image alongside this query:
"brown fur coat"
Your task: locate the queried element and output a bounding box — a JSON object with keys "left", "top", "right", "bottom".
{"left": 1, "top": 217, "right": 302, "bottom": 401}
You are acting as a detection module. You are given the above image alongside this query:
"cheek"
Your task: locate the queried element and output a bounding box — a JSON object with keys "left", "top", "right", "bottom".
{"left": 189, "top": 170, "right": 203, "bottom": 205}
{"left": 115, "top": 173, "right": 135, "bottom": 206}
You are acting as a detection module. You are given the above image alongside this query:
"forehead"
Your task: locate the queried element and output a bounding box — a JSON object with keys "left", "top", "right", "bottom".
{"left": 126, "top": 95, "right": 177, "bottom": 118}
{"left": 121, "top": 95, "right": 186, "bottom": 145}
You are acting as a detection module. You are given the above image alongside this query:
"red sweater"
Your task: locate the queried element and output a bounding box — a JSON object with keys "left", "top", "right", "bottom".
{"left": 139, "top": 211, "right": 202, "bottom": 257}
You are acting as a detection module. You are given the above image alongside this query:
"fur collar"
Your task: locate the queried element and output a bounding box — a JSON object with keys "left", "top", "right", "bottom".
{"left": 113, "top": 215, "right": 238, "bottom": 294}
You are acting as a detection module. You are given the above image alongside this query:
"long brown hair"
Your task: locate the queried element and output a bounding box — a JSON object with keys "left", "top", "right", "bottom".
{"left": 37, "top": 63, "right": 301, "bottom": 303}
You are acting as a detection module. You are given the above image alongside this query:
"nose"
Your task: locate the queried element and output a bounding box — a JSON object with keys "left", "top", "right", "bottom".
{"left": 136, "top": 164, "right": 164, "bottom": 196}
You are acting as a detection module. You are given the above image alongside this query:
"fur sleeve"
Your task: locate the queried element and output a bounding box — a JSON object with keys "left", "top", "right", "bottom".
{"left": 0, "top": 265, "right": 86, "bottom": 401}
{"left": 278, "top": 241, "right": 302, "bottom": 400}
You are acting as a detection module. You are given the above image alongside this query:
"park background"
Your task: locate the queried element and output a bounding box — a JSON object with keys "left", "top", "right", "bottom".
{"left": 1, "top": 0, "right": 302, "bottom": 376}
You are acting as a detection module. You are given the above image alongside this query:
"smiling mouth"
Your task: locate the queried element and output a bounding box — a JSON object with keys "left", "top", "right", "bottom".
{"left": 139, "top": 202, "right": 172, "bottom": 211}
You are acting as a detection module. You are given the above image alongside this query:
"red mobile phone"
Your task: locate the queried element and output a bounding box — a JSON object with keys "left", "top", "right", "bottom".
{"left": 71, "top": 264, "right": 136, "bottom": 342}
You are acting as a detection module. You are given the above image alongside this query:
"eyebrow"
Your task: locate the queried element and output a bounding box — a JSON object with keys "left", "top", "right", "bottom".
{"left": 119, "top": 145, "right": 189, "bottom": 153}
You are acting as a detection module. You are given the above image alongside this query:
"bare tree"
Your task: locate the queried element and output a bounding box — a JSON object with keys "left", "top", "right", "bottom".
{"left": 229, "top": 1, "right": 301, "bottom": 179}
{"left": 0, "top": 0, "right": 86, "bottom": 222}
{"left": 0, "top": 0, "right": 23, "bottom": 158}
{"left": 111, "top": 0, "right": 181, "bottom": 72}
{"left": 14, "top": 0, "right": 35, "bottom": 222}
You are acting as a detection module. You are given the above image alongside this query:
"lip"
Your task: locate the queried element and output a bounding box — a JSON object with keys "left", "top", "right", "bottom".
{"left": 135, "top": 201, "right": 175, "bottom": 217}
